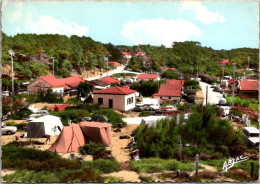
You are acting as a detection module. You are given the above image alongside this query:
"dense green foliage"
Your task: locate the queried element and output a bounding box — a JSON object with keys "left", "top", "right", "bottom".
{"left": 77, "top": 82, "right": 93, "bottom": 97}
{"left": 161, "top": 69, "right": 180, "bottom": 79}
{"left": 130, "top": 158, "right": 195, "bottom": 173}
{"left": 78, "top": 142, "right": 110, "bottom": 156}
{"left": 139, "top": 111, "right": 155, "bottom": 117}
{"left": 82, "top": 159, "right": 119, "bottom": 174}
{"left": 112, "top": 72, "right": 137, "bottom": 79}
{"left": 127, "top": 55, "right": 144, "bottom": 72}
{"left": 8, "top": 108, "right": 32, "bottom": 120}
{"left": 36, "top": 89, "right": 63, "bottom": 103}
{"left": 184, "top": 79, "right": 200, "bottom": 90}
{"left": 227, "top": 96, "right": 258, "bottom": 111}
{"left": 130, "top": 80, "right": 165, "bottom": 96}
{"left": 14, "top": 93, "right": 36, "bottom": 104}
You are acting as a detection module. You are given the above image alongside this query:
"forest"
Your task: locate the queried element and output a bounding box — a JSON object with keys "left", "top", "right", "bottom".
{"left": 1, "top": 32, "right": 258, "bottom": 79}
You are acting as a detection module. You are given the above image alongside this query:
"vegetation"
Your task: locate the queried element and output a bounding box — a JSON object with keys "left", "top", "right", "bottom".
{"left": 36, "top": 89, "right": 63, "bottom": 103}
{"left": 139, "top": 111, "right": 155, "bottom": 117}
{"left": 77, "top": 82, "right": 93, "bottom": 97}
{"left": 161, "top": 69, "right": 180, "bottom": 79}
{"left": 82, "top": 159, "right": 119, "bottom": 174}
{"left": 127, "top": 55, "right": 144, "bottom": 72}
{"left": 8, "top": 108, "right": 32, "bottom": 120}
{"left": 13, "top": 93, "right": 36, "bottom": 104}
{"left": 92, "top": 109, "right": 126, "bottom": 127}
{"left": 5, "top": 122, "right": 27, "bottom": 131}
{"left": 139, "top": 176, "right": 154, "bottom": 182}
{"left": 130, "top": 158, "right": 195, "bottom": 173}
{"left": 130, "top": 80, "right": 165, "bottom": 96}
{"left": 184, "top": 79, "right": 200, "bottom": 90}
{"left": 78, "top": 142, "right": 111, "bottom": 156}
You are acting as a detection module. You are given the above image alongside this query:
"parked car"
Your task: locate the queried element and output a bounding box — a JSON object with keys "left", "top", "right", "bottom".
{"left": 146, "top": 104, "right": 160, "bottom": 111}
{"left": 1, "top": 123, "right": 17, "bottom": 135}
{"left": 242, "top": 127, "right": 260, "bottom": 148}
{"left": 134, "top": 104, "right": 149, "bottom": 112}
{"left": 2, "top": 91, "right": 12, "bottom": 97}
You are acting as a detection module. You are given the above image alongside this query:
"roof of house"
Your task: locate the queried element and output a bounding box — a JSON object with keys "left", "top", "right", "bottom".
{"left": 228, "top": 78, "right": 238, "bottom": 84}
{"left": 40, "top": 75, "right": 84, "bottom": 89}
{"left": 108, "top": 61, "right": 120, "bottom": 64}
{"left": 137, "top": 74, "right": 160, "bottom": 79}
{"left": 154, "top": 84, "right": 182, "bottom": 97}
{"left": 217, "top": 59, "right": 233, "bottom": 65}
{"left": 122, "top": 52, "right": 131, "bottom": 56}
{"left": 93, "top": 86, "right": 137, "bottom": 95}
{"left": 166, "top": 79, "right": 185, "bottom": 86}
{"left": 98, "top": 77, "right": 120, "bottom": 85}
{"left": 239, "top": 80, "right": 258, "bottom": 91}
{"left": 165, "top": 67, "right": 177, "bottom": 71}
{"left": 137, "top": 52, "right": 144, "bottom": 55}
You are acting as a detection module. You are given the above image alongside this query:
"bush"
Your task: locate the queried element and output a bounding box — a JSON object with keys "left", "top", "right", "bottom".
{"left": 184, "top": 79, "right": 200, "bottom": 90}
{"left": 82, "top": 159, "right": 119, "bottom": 174}
{"left": 36, "top": 89, "right": 63, "bottom": 103}
{"left": 93, "top": 109, "right": 126, "bottom": 127}
{"left": 8, "top": 108, "right": 32, "bottom": 120}
{"left": 130, "top": 80, "right": 165, "bottom": 96}
{"left": 62, "top": 168, "right": 104, "bottom": 183}
{"left": 224, "top": 169, "right": 251, "bottom": 182}
{"left": 79, "top": 142, "right": 110, "bottom": 156}
{"left": 5, "top": 122, "right": 27, "bottom": 131}
{"left": 139, "top": 176, "right": 154, "bottom": 182}
{"left": 14, "top": 93, "right": 36, "bottom": 104}
{"left": 161, "top": 70, "right": 180, "bottom": 79}
{"left": 139, "top": 111, "right": 154, "bottom": 117}
{"left": 103, "top": 176, "right": 124, "bottom": 183}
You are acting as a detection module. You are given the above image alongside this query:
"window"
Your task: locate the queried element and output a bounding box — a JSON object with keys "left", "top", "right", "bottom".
{"left": 168, "top": 97, "right": 171, "bottom": 99}
{"left": 98, "top": 98, "right": 103, "bottom": 105}
{"left": 131, "top": 97, "right": 133, "bottom": 104}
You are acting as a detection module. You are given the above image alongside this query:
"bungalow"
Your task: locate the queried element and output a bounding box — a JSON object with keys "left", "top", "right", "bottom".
{"left": 27, "top": 75, "right": 84, "bottom": 95}
{"left": 93, "top": 86, "right": 137, "bottom": 112}
{"left": 153, "top": 79, "right": 185, "bottom": 104}
{"left": 122, "top": 52, "right": 132, "bottom": 64}
{"left": 136, "top": 51, "right": 145, "bottom": 56}
{"left": 237, "top": 80, "right": 258, "bottom": 99}
{"left": 108, "top": 61, "right": 121, "bottom": 67}
{"left": 137, "top": 74, "right": 160, "bottom": 82}
{"left": 90, "top": 77, "right": 120, "bottom": 91}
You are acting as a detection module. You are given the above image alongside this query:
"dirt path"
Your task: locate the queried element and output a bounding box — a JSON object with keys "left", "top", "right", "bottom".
{"left": 102, "top": 171, "right": 141, "bottom": 182}
{"left": 71, "top": 68, "right": 114, "bottom": 79}
{"left": 199, "top": 163, "right": 218, "bottom": 172}
{"left": 107, "top": 124, "right": 139, "bottom": 163}
{"left": 195, "top": 85, "right": 204, "bottom": 104}
{"left": 114, "top": 110, "right": 140, "bottom": 118}
{"left": 1, "top": 169, "right": 16, "bottom": 183}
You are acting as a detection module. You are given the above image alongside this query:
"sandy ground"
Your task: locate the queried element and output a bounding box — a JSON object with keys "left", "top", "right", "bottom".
{"left": 103, "top": 171, "right": 141, "bottom": 182}
{"left": 195, "top": 86, "right": 204, "bottom": 104}
{"left": 230, "top": 121, "right": 246, "bottom": 130}
{"left": 107, "top": 124, "right": 140, "bottom": 163}
{"left": 71, "top": 67, "right": 114, "bottom": 79}
{"left": 114, "top": 110, "right": 140, "bottom": 118}
{"left": 3, "top": 119, "right": 29, "bottom": 124}
{"left": 33, "top": 102, "right": 56, "bottom": 110}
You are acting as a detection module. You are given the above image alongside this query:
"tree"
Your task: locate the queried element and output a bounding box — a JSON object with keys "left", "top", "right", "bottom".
{"left": 77, "top": 82, "right": 93, "bottom": 97}
{"left": 161, "top": 70, "right": 180, "bottom": 79}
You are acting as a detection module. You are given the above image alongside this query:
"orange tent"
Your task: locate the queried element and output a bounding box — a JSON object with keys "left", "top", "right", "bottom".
{"left": 48, "top": 123, "right": 85, "bottom": 153}
{"left": 79, "top": 122, "right": 112, "bottom": 147}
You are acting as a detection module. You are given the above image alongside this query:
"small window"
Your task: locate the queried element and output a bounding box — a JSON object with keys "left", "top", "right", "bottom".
{"left": 131, "top": 97, "right": 133, "bottom": 104}
{"left": 169, "top": 97, "right": 171, "bottom": 99}
{"left": 98, "top": 98, "right": 103, "bottom": 105}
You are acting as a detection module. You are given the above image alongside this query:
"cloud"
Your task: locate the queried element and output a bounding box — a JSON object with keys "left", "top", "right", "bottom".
{"left": 182, "top": 1, "right": 226, "bottom": 24}
{"left": 3, "top": 1, "right": 23, "bottom": 22}
{"left": 23, "top": 14, "right": 89, "bottom": 36}
{"left": 120, "top": 18, "right": 200, "bottom": 47}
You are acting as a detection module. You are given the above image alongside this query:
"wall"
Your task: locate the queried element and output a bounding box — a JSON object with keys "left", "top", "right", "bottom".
{"left": 159, "top": 96, "right": 180, "bottom": 104}
{"left": 52, "top": 87, "right": 64, "bottom": 93}
{"left": 27, "top": 79, "right": 53, "bottom": 95}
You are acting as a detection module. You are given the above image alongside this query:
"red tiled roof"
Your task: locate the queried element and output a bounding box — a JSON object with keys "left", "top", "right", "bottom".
{"left": 93, "top": 86, "right": 137, "bottom": 95}
{"left": 47, "top": 104, "right": 69, "bottom": 112}
{"left": 154, "top": 84, "right": 182, "bottom": 97}
{"left": 137, "top": 74, "right": 160, "bottom": 79}
{"left": 228, "top": 78, "right": 238, "bottom": 84}
{"left": 98, "top": 77, "right": 120, "bottom": 85}
{"left": 164, "top": 67, "right": 177, "bottom": 71}
{"left": 40, "top": 75, "right": 84, "bottom": 89}
{"left": 166, "top": 79, "right": 185, "bottom": 86}
{"left": 239, "top": 80, "right": 258, "bottom": 91}
{"left": 108, "top": 61, "right": 119, "bottom": 64}
{"left": 217, "top": 59, "right": 232, "bottom": 65}
{"left": 122, "top": 52, "right": 131, "bottom": 56}
{"left": 137, "top": 52, "right": 144, "bottom": 55}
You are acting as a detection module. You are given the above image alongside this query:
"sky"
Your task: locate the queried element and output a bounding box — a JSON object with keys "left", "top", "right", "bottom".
{"left": 2, "top": 0, "right": 259, "bottom": 50}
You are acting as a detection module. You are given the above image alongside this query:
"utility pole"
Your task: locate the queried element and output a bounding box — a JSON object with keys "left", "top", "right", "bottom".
{"left": 51, "top": 57, "right": 55, "bottom": 76}
{"left": 8, "top": 50, "right": 15, "bottom": 96}
{"left": 231, "top": 63, "right": 236, "bottom": 108}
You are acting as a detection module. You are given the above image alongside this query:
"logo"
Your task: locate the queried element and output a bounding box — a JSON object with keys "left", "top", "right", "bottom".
{"left": 221, "top": 155, "right": 249, "bottom": 173}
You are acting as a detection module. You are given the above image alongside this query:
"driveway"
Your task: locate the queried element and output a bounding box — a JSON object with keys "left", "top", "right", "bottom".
{"left": 85, "top": 65, "right": 141, "bottom": 81}
{"left": 199, "top": 82, "right": 224, "bottom": 105}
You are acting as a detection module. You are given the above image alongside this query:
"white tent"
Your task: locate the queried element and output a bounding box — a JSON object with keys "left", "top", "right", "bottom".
{"left": 26, "top": 115, "right": 63, "bottom": 138}
{"left": 141, "top": 115, "right": 169, "bottom": 127}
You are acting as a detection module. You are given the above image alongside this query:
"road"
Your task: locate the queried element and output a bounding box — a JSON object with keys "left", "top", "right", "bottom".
{"left": 85, "top": 65, "right": 141, "bottom": 81}
{"left": 199, "top": 81, "right": 224, "bottom": 105}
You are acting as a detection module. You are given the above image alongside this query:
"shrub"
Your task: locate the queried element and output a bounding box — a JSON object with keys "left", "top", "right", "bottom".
{"left": 161, "top": 70, "right": 180, "bottom": 79}
{"left": 79, "top": 142, "right": 110, "bottom": 156}
{"left": 82, "top": 159, "right": 119, "bottom": 174}
{"left": 14, "top": 93, "right": 36, "bottom": 104}
{"left": 103, "top": 176, "right": 124, "bottom": 183}
{"left": 62, "top": 168, "right": 104, "bottom": 182}
{"left": 224, "top": 169, "right": 250, "bottom": 182}
{"left": 5, "top": 122, "right": 27, "bottom": 131}
{"left": 184, "top": 79, "right": 200, "bottom": 90}
{"left": 93, "top": 109, "right": 126, "bottom": 127}
{"left": 139, "top": 176, "right": 154, "bottom": 182}
{"left": 66, "top": 97, "right": 82, "bottom": 104}
{"left": 139, "top": 111, "right": 154, "bottom": 117}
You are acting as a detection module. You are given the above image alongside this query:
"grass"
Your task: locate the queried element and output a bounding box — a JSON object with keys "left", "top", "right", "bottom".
{"left": 103, "top": 176, "right": 124, "bottom": 183}
{"left": 161, "top": 102, "right": 176, "bottom": 107}
{"left": 139, "top": 176, "right": 154, "bottom": 182}
{"left": 130, "top": 158, "right": 196, "bottom": 173}
{"left": 232, "top": 159, "right": 259, "bottom": 178}
{"left": 200, "top": 159, "right": 227, "bottom": 172}
{"left": 139, "top": 111, "right": 155, "bottom": 117}
{"left": 81, "top": 159, "right": 119, "bottom": 174}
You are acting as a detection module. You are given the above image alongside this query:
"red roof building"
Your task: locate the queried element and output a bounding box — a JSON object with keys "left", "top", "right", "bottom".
{"left": 93, "top": 86, "right": 137, "bottom": 112}
{"left": 108, "top": 61, "right": 121, "bottom": 67}
{"left": 122, "top": 52, "right": 131, "bottom": 56}
{"left": 137, "top": 74, "right": 160, "bottom": 81}
{"left": 239, "top": 80, "right": 258, "bottom": 91}
{"left": 98, "top": 77, "right": 120, "bottom": 85}
{"left": 217, "top": 59, "right": 233, "bottom": 65}
{"left": 47, "top": 104, "right": 69, "bottom": 112}
{"left": 153, "top": 79, "right": 185, "bottom": 104}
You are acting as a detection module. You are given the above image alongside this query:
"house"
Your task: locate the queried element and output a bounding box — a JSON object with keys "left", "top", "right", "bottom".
{"left": 153, "top": 79, "right": 185, "bottom": 104}
{"left": 108, "top": 61, "right": 121, "bottom": 67}
{"left": 93, "top": 86, "right": 137, "bottom": 112}
{"left": 136, "top": 51, "right": 145, "bottom": 56}
{"left": 237, "top": 80, "right": 258, "bottom": 99}
{"left": 27, "top": 75, "right": 84, "bottom": 95}
{"left": 90, "top": 77, "right": 120, "bottom": 91}
{"left": 217, "top": 59, "right": 233, "bottom": 65}
{"left": 137, "top": 74, "right": 160, "bottom": 82}
{"left": 122, "top": 52, "right": 132, "bottom": 64}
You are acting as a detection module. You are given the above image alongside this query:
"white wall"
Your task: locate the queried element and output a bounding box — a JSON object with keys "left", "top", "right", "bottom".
{"left": 124, "top": 93, "right": 136, "bottom": 111}
{"left": 52, "top": 87, "right": 64, "bottom": 93}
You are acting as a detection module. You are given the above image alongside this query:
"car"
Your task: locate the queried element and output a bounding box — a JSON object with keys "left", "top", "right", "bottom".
{"left": 242, "top": 127, "right": 260, "bottom": 148}
{"left": 146, "top": 104, "right": 160, "bottom": 111}
{"left": 218, "top": 98, "right": 227, "bottom": 105}
{"left": 2, "top": 91, "right": 12, "bottom": 97}
{"left": 133, "top": 104, "right": 149, "bottom": 112}
{"left": 1, "top": 123, "right": 17, "bottom": 135}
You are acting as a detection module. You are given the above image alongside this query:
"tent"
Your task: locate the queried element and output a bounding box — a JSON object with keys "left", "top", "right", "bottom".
{"left": 79, "top": 121, "right": 112, "bottom": 147}
{"left": 48, "top": 122, "right": 112, "bottom": 153}
{"left": 48, "top": 123, "right": 85, "bottom": 153}
{"left": 140, "top": 116, "right": 169, "bottom": 127}
{"left": 26, "top": 115, "right": 63, "bottom": 138}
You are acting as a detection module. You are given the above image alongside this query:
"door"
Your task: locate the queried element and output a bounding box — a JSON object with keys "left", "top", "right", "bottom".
{"left": 109, "top": 99, "right": 113, "bottom": 108}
